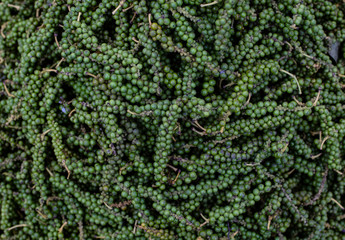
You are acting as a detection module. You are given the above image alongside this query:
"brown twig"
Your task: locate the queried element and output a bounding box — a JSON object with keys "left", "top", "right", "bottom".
{"left": 200, "top": 1, "right": 218, "bottom": 7}
{"left": 7, "top": 224, "right": 27, "bottom": 231}
{"left": 192, "top": 120, "right": 207, "bottom": 132}
{"left": 292, "top": 96, "right": 305, "bottom": 106}
{"left": 56, "top": 58, "right": 65, "bottom": 68}
{"left": 172, "top": 169, "right": 181, "bottom": 184}
{"left": 58, "top": 222, "right": 68, "bottom": 234}
{"left": 40, "top": 129, "right": 51, "bottom": 141}
{"left": 3, "top": 82, "right": 15, "bottom": 97}
{"left": 130, "top": 12, "right": 137, "bottom": 23}
{"left": 132, "top": 220, "right": 138, "bottom": 234}
{"left": 123, "top": 3, "right": 134, "bottom": 12}
{"left": 77, "top": 12, "right": 82, "bottom": 22}
{"left": 104, "top": 201, "right": 113, "bottom": 210}
{"left": 85, "top": 72, "right": 98, "bottom": 79}
{"left": 7, "top": 4, "right": 21, "bottom": 10}
{"left": 313, "top": 88, "right": 321, "bottom": 107}
{"left": 243, "top": 92, "right": 252, "bottom": 108}
{"left": 112, "top": 0, "right": 126, "bottom": 15}
{"left": 62, "top": 160, "right": 71, "bottom": 179}
{"left": 127, "top": 109, "right": 138, "bottom": 115}
{"left": 46, "top": 168, "right": 54, "bottom": 177}
{"left": 1, "top": 22, "right": 8, "bottom": 38}
{"left": 46, "top": 196, "right": 61, "bottom": 205}
{"left": 223, "top": 82, "right": 235, "bottom": 89}
{"left": 231, "top": 230, "right": 239, "bottom": 238}
{"left": 40, "top": 69, "right": 57, "bottom": 77}
{"left": 331, "top": 198, "right": 344, "bottom": 210}
{"left": 267, "top": 216, "right": 273, "bottom": 230}
{"left": 311, "top": 153, "right": 322, "bottom": 159}
{"left": 78, "top": 221, "right": 84, "bottom": 240}
{"left": 54, "top": 34, "right": 60, "bottom": 49}
{"left": 280, "top": 69, "right": 302, "bottom": 94}
{"left": 281, "top": 142, "right": 289, "bottom": 153}
{"left": 167, "top": 164, "right": 178, "bottom": 172}
{"left": 287, "top": 168, "right": 295, "bottom": 176}
{"left": 132, "top": 37, "right": 140, "bottom": 43}
{"left": 68, "top": 109, "right": 76, "bottom": 117}
{"left": 320, "top": 136, "right": 330, "bottom": 150}
{"left": 192, "top": 128, "right": 207, "bottom": 136}
{"left": 199, "top": 213, "right": 209, "bottom": 228}
{"left": 36, "top": 209, "right": 47, "bottom": 219}
{"left": 148, "top": 13, "right": 152, "bottom": 28}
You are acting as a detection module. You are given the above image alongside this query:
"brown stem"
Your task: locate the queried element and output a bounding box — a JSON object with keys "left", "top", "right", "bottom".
{"left": 103, "top": 202, "right": 113, "bottom": 210}
{"left": 68, "top": 109, "right": 76, "bottom": 117}
{"left": 148, "top": 13, "right": 152, "bottom": 27}
{"left": 132, "top": 37, "right": 140, "bottom": 43}
{"left": 243, "top": 92, "right": 252, "bottom": 108}
{"left": 7, "top": 224, "right": 27, "bottom": 231}
{"left": 46, "top": 168, "right": 53, "bottom": 177}
{"left": 192, "top": 128, "right": 207, "bottom": 136}
{"left": 132, "top": 220, "right": 138, "bottom": 234}
{"left": 167, "top": 164, "right": 178, "bottom": 172}
{"left": 54, "top": 34, "right": 60, "bottom": 48}
{"left": 77, "top": 12, "right": 82, "bottom": 22}
{"left": 223, "top": 82, "right": 235, "bottom": 89}
{"left": 1, "top": 22, "right": 8, "bottom": 38}
{"left": 280, "top": 69, "right": 302, "bottom": 94}
{"left": 56, "top": 58, "right": 65, "bottom": 68}
{"left": 40, "top": 129, "right": 51, "bottom": 141}
{"left": 313, "top": 88, "right": 321, "bottom": 107}
{"left": 58, "top": 222, "right": 68, "bottom": 233}
{"left": 36, "top": 209, "right": 47, "bottom": 219}
{"left": 200, "top": 1, "right": 218, "bottom": 7}
{"left": 331, "top": 198, "right": 344, "bottom": 210}
{"left": 78, "top": 221, "right": 84, "bottom": 240}
{"left": 130, "top": 12, "right": 137, "bottom": 23}
{"left": 112, "top": 0, "right": 126, "bottom": 15}
{"left": 85, "top": 72, "right": 98, "bottom": 79}
{"left": 292, "top": 96, "right": 305, "bottom": 106}
{"left": 123, "top": 3, "right": 134, "bottom": 12}
{"left": 3, "top": 82, "right": 15, "bottom": 97}
{"left": 281, "top": 142, "right": 289, "bottom": 153}
{"left": 192, "top": 120, "right": 207, "bottom": 132}
{"left": 267, "top": 216, "right": 273, "bottom": 230}
{"left": 46, "top": 196, "right": 62, "bottom": 205}
{"left": 199, "top": 213, "right": 209, "bottom": 228}
{"left": 127, "top": 109, "right": 138, "bottom": 115}
{"left": 7, "top": 4, "right": 20, "bottom": 10}
{"left": 172, "top": 169, "right": 181, "bottom": 184}
{"left": 311, "top": 153, "right": 322, "bottom": 159}
{"left": 320, "top": 136, "right": 330, "bottom": 150}
{"left": 231, "top": 230, "right": 239, "bottom": 238}
{"left": 62, "top": 160, "right": 71, "bottom": 179}
{"left": 287, "top": 168, "right": 295, "bottom": 176}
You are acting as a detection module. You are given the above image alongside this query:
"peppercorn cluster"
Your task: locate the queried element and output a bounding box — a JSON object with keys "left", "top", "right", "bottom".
{"left": 1, "top": 0, "right": 345, "bottom": 239}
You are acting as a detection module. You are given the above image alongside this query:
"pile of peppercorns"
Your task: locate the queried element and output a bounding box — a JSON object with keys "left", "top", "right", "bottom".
{"left": 1, "top": 0, "right": 345, "bottom": 239}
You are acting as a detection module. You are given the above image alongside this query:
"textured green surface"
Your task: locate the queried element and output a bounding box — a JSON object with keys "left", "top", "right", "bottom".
{"left": 1, "top": 0, "right": 345, "bottom": 239}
